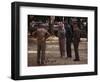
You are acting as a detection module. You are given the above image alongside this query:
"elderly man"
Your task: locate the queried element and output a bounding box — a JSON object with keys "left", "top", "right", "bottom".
{"left": 71, "top": 18, "right": 81, "bottom": 61}
{"left": 58, "top": 22, "right": 67, "bottom": 58}
{"left": 32, "top": 23, "right": 50, "bottom": 65}
{"left": 64, "top": 19, "right": 73, "bottom": 59}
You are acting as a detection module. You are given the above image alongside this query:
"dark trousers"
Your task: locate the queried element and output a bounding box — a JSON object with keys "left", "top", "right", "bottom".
{"left": 37, "top": 42, "right": 46, "bottom": 65}
{"left": 59, "top": 38, "right": 66, "bottom": 57}
{"left": 66, "top": 37, "right": 72, "bottom": 58}
{"left": 73, "top": 30, "right": 80, "bottom": 59}
{"left": 73, "top": 40, "right": 80, "bottom": 59}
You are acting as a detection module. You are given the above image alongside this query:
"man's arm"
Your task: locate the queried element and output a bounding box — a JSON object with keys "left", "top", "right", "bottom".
{"left": 32, "top": 31, "right": 37, "bottom": 38}
{"left": 45, "top": 31, "right": 50, "bottom": 39}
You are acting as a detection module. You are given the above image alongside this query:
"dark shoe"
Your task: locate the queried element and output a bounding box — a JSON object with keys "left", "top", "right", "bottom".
{"left": 73, "top": 59, "right": 80, "bottom": 61}
{"left": 37, "top": 61, "right": 41, "bottom": 65}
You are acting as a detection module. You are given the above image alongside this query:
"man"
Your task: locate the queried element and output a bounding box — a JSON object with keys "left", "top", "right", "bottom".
{"left": 64, "top": 20, "right": 73, "bottom": 59}
{"left": 32, "top": 23, "right": 50, "bottom": 65}
{"left": 71, "top": 18, "right": 81, "bottom": 61}
{"left": 58, "top": 22, "right": 67, "bottom": 58}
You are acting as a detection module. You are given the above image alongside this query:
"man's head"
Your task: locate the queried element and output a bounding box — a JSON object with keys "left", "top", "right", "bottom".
{"left": 71, "top": 18, "right": 78, "bottom": 26}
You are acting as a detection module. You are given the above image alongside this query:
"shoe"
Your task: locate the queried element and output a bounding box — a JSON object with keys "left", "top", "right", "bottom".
{"left": 73, "top": 59, "right": 80, "bottom": 61}
{"left": 37, "top": 61, "right": 41, "bottom": 65}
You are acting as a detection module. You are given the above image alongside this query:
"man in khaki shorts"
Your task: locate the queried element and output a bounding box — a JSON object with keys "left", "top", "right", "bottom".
{"left": 32, "top": 23, "right": 50, "bottom": 65}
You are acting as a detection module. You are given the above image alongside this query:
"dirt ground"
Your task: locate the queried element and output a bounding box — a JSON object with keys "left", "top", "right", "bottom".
{"left": 28, "top": 36, "right": 87, "bottom": 66}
